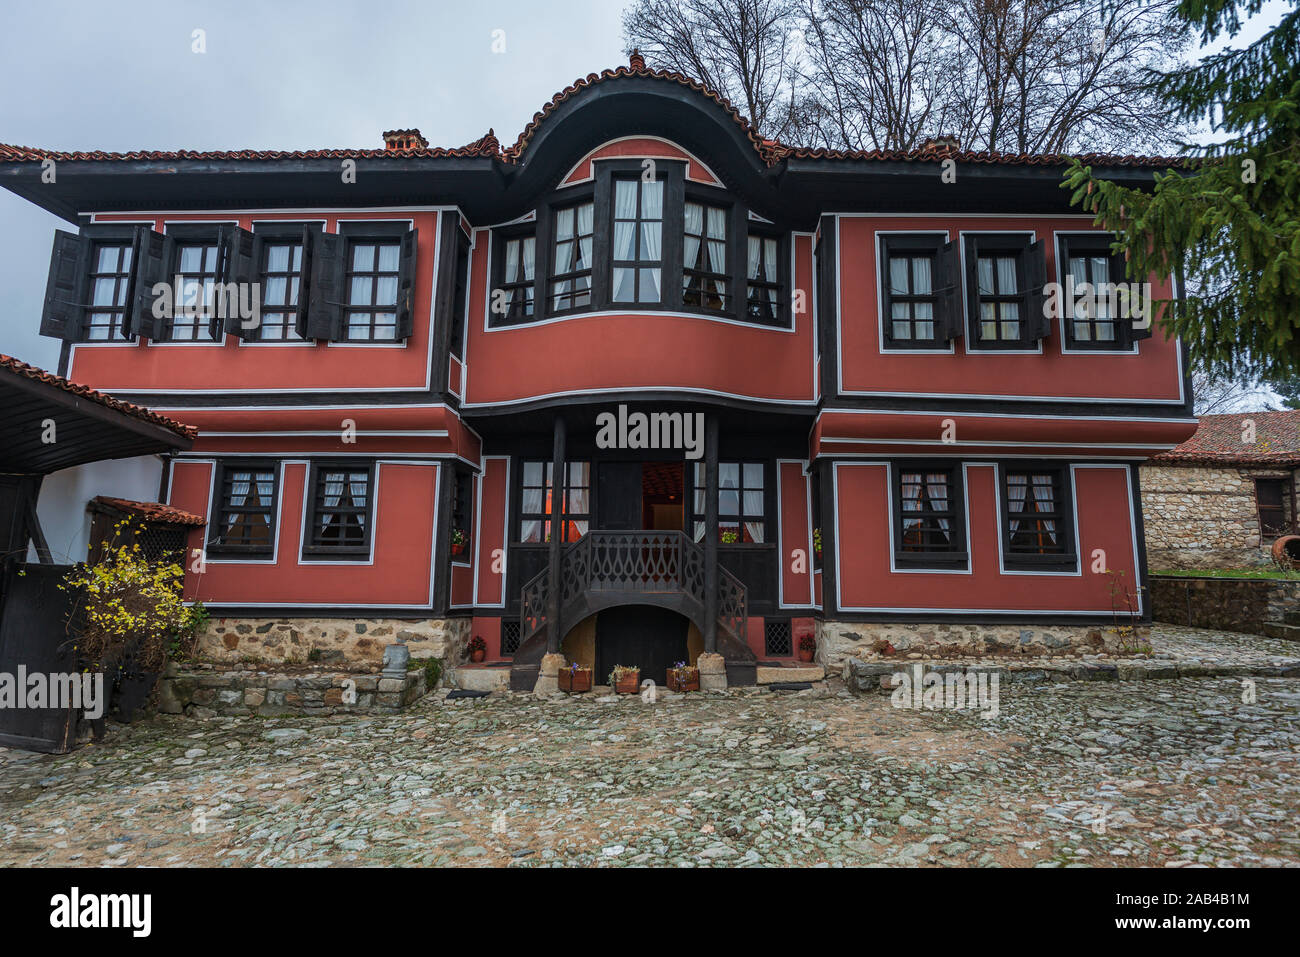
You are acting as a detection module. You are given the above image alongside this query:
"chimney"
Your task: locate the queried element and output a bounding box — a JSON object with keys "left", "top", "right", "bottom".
{"left": 629, "top": 49, "right": 646, "bottom": 71}
{"left": 919, "top": 134, "right": 960, "bottom": 155}
{"left": 382, "top": 128, "right": 429, "bottom": 151}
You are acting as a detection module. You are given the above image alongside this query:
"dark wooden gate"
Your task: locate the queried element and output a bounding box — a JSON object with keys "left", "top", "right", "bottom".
{"left": 595, "top": 605, "right": 689, "bottom": 686}
{"left": 597, "top": 462, "right": 642, "bottom": 530}
{"left": 0, "top": 562, "right": 80, "bottom": 753}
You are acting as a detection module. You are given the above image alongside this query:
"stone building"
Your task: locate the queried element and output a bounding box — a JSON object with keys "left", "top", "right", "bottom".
{"left": 1142, "top": 411, "right": 1299, "bottom": 569}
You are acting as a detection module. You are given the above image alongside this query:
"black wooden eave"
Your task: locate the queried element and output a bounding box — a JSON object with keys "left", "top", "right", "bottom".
{"left": 0, "top": 372, "right": 193, "bottom": 474}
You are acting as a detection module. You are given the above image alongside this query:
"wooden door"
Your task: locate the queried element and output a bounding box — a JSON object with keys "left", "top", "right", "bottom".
{"left": 595, "top": 605, "right": 690, "bottom": 686}
{"left": 597, "top": 461, "right": 642, "bottom": 530}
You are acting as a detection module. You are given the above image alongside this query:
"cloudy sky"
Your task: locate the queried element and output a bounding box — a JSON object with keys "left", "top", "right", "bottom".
{"left": 0, "top": 0, "right": 1288, "bottom": 371}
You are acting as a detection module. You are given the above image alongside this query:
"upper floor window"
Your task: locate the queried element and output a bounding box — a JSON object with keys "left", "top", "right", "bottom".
{"left": 746, "top": 233, "right": 781, "bottom": 324}
{"left": 612, "top": 178, "right": 663, "bottom": 304}
{"left": 85, "top": 242, "right": 134, "bottom": 341}
{"left": 487, "top": 159, "right": 788, "bottom": 329}
{"left": 1000, "top": 465, "right": 1076, "bottom": 571}
{"left": 682, "top": 202, "right": 729, "bottom": 311}
{"left": 550, "top": 204, "right": 592, "bottom": 312}
{"left": 1057, "top": 234, "right": 1151, "bottom": 350}
{"left": 345, "top": 240, "right": 400, "bottom": 341}
{"left": 170, "top": 242, "right": 221, "bottom": 341}
{"left": 964, "top": 235, "right": 1049, "bottom": 350}
{"left": 259, "top": 239, "right": 305, "bottom": 341}
{"left": 208, "top": 461, "right": 279, "bottom": 556}
{"left": 303, "top": 462, "right": 375, "bottom": 558}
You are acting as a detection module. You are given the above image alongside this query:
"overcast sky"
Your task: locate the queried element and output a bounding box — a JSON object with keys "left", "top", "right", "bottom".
{"left": 0, "top": 0, "right": 1288, "bottom": 371}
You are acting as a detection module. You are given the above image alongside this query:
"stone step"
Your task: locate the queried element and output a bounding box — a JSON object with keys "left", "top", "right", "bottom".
{"left": 450, "top": 666, "right": 512, "bottom": 693}
{"left": 1284, "top": 611, "right": 1300, "bottom": 626}
{"left": 756, "top": 665, "right": 826, "bottom": 685}
{"left": 1262, "top": 622, "right": 1300, "bottom": 642}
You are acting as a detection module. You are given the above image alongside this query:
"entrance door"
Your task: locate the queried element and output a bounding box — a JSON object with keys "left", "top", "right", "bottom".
{"left": 597, "top": 462, "right": 642, "bottom": 530}
{"left": 594, "top": 605, "right": 689, "bottom": 686}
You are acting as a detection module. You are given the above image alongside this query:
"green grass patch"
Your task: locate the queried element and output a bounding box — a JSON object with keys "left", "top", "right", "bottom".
{"left": 1153, "top": 568, "right": 1300, "bottom": 580}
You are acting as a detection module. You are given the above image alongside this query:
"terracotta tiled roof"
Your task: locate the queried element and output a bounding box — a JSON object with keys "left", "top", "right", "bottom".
{"left": 0, "top": 354, "right": 198, "bottom": 440}
{"left": 89, "top": 496, "right": 206, "bottom": 527}
{"left": 1150, "top": 411, "right": 1300, "bottom": 467}
{"left": 0, "top": 57, "right": 1186, "bottom": 172}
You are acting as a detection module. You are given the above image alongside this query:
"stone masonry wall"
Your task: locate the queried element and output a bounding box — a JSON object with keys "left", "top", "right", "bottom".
{"left": 1140, "top": 464, "right": 1294, "bottom": 569}
{"left": 196, "top": 617, "right": 471, "bottom": 667}
{"left": 157, "top": 665, "right": 431, "bottom": 717}
{"left": 817, "top": 621, "right": 1146, "bottom": 673}
{"left": 1150, "top": 575, "right": 1300, "bottom": 635}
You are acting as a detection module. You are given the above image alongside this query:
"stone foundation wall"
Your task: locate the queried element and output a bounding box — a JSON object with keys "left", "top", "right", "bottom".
{"left": 1150, "top": 575, "right": 1300, "bottom": 635}
{"left": 158, "top": 665, "right": 431, "bottom": 717}
{"left": 1140, "top": 464, "right": 1294, "bottom": 569}
{"left": 197, "top": 617, "right": 470, "bottom": 666}
{"left": 818, "top": 621, "right": 1146, "bottom": 672}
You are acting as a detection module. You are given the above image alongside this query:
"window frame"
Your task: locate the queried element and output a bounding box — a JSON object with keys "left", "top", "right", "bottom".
{"left": 164, "top": 224, "right": 227, "bottom": 343}
{"left": 744, "top": 226, "right": 788, "bottom": 328}
{"left": 302, "top": 461, "right": 377, "bottom": 560}
{"left": 450, "top": 465, "right": 475, "bottom": 565}
{"left": 692, "top": 460, "right": 768, "bottom": 545}
{"left": 964, "top": 233, "right": 1036, "bottom": 351}
{"left": 549, "top": 199, "right": 597, "bottom": 314}
{"left": 341, "top": 234, "right": 402, "bottom": 342}
{"left": 516, "top": 459, "right": 592, "bottom": 544}
{"left": 880, "top": 234, "right": 947, "bottom": 350}
{"left": 1256, "top": 477, "right": 1290, "bottom": 538}
{"left": 609, "top": 173, "right": 668, "bottom": 306}
{"left": 997, "top": 463, "right": 1078, "bottom": 572}
{"left": 250, "top": 221, "right": 318, "bottom": 343}
{"left": 890, "top": 462, "right": 969, "bottom": 570}
{"left": 206, "top": 460, "right": 281, "bottom": 557}
{"left": 681, "top": 195, "right": 734, "bottom": 315}
{"left": 489, "top": 222, "right": 539, "bottom": 326}
{"left": 1056, "top": 233, "right": 1137, "bottom": 352}
{"left": 84, "top": 239, "right": 136, "bottom": 342}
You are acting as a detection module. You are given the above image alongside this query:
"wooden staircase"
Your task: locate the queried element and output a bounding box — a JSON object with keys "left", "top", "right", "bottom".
{"left": 509, "top": 530, "right": 754, "bottom": 690}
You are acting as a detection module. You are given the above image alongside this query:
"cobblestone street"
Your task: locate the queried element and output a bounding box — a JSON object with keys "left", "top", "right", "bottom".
{"left": 2, "top": 628, "right": 1297, "bottom": 868}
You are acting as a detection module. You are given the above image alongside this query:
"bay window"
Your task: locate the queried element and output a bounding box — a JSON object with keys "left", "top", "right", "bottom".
{"left": 682, "top": 201, "right": 729, "bottom": 311}
{"left": 611, "top": 178, "right": 663, "bottom": 304}
{"left": 550, "top": 204, "right": 593, "bottom": 312}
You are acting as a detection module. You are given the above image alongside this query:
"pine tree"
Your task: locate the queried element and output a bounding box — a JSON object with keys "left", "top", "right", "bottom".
{"left": 1065, "top": 0, "right": 1299, "bottom": 379}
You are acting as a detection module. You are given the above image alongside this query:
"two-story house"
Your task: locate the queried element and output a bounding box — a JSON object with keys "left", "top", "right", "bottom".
{"left": 0, "top": 55, "right": 1197, "bottom": 689}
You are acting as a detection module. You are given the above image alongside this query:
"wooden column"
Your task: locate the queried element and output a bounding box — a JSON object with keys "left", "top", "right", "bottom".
{"left": 546, "top": 416, "right": 566, "bottom": 655}
{"left": 703, "top": 415, "right": 719, "bottom": 653}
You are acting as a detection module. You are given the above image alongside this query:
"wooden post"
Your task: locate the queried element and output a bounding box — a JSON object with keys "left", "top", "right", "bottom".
{"left": 546, "top": 416, "right": 566, "bottom": 655}
{"left": 703, "top": 415, "right": 719, "bottom": 653}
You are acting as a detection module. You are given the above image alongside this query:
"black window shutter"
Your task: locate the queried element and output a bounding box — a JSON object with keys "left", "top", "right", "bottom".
{"left": 295, "top": 223, "right": 319, "bottom": 339}
{"left": 1023, "top": 239, "right": 1050, "bottom": 342}
{"left": 1120, "top": 253, "right": 1153, "bottom": 342}
{"left": 131, "top": 229, "right": 175, "bottom": 340}
{"left": 219, "top": 225, "right": 258, "bottom": 339}
{"left": 396, "top": 227, "right": 419, "bottom": 340}
{"left": 936, "top": 240, "right": 965, "bottom": 342}
{"left": 305, "top": 230, "right": 344, "bottom": 340}
{"left": 40, "top": 230, "right": 91, "bottom": 341}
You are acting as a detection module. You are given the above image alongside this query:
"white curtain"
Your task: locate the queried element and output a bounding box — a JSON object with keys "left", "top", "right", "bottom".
{"left": 521, "top": 237, "right": 536, "bottom": 280}
{"left": 504, "top": 239, "right": 520, "bottom": 283}
{"left": 1031, "top": 475, "right": 1056, "bottom": 542}
{"left": 1007, "top": 475, "right": 1026, "bottom": 534}
{"left": 684, "top": 202, "right": 702, "bottom": 271}
{"left": 925, "top": 473, "right": 950, "bottom": 535}
{"left": 706, "top": 207, "right": 726, "bottom": 272}
{"left": 576, "top": 204, "right": 593, "bottom": 269}
{"left": 912, "top": 256, "right": 932, "bottom": 295}
{"left": 996, "top": 255, "right": 1016, "bottom": 293}
{"left": 890, "top": 256, "right": 910, "bottom": 295}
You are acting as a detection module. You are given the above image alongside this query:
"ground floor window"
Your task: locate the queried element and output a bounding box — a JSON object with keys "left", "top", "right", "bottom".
{"left": 519, "top": 460, "right": 590, "bottom": 543}
{"left": 303, "top": 462, "right": 375, "bottom": 558}
{"left": 893, "top": 464, "right": 967, "bottom": 569}
{"left": 692, "top": 461, "right": 765, "bottom": 543}
{"left": 1256, "top": 478, "right": 1291, "bottom": 537}
{"left": 999, "top": 465, "right": 1076, "bottom": 571}
{"left": 209, "top": 461, "right": 279, "bottom": 556}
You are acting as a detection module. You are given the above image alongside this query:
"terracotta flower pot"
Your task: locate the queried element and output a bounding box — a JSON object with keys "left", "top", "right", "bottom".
{"left": 1272, "top": 534, "right": 1300, "bottom": 567}
{"left": 470, "top": 648, "right": 486, "bottom": 663}
{"left": 451, "top": 542, "right": 466, "bottom": 557}
{"left": 613, "top": 671, "right": 641, "bottom": 694}
{"left": 798, "top": 646, "right": 815, "bottom": 663}
{"left": 559, "top": 668, "right": 592, "bottom": 693}
{"left": 667, "top": 669, "right": 699, "bottom": 692}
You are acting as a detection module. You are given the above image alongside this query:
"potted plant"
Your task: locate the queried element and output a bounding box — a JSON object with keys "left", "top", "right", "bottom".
{"left": 61, "top": 522, "right": 207, "bottom": 725}
{"left": 721, "top": 529, "right": 739, "bottom": 544}
{"left": 797, "top": 633, "right": 817, "bottom": 663}
{"left": 667, "top": 661, "right": 699, "bottom": 692}
{"left": 450, "top": 528, "right": 468, "bottom": 558}
{"left": 813, "top": 527, "right": 823, "bottom": 560}
{"left": 609, "top": 664, "right": 640, "bottom": 694}
{"left": 467, "top": 635, "right": 487, "bottom": 663}
{"left": 558, "top": 663, "right": 592, "bottom": 693}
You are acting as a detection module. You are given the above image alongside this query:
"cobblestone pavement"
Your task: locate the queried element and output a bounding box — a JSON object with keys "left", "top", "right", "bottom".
{"left": 2, "top": 630, "right": 1297, "bottom": 868}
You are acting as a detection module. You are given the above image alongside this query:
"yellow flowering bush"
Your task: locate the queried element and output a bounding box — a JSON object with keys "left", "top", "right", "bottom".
{"left": 61, "top": 520, "right": 207, "bottom": 675}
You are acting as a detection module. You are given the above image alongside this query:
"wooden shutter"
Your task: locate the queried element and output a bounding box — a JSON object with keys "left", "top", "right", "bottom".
{"left": 131, "top": 229, "right": 175, "bottom": 340}
{"left": 219, "top": 225, "right": 258, "bottom": 339}
{"left": 1023, "top": 239, "right": 1051, "bottom": 342}
{"left": 305, "top": 230, "right": 345, "bottom": 340}
{"left": 395, "top": 227, "right": 419, "bottom": 340}
{"left": 935, "top": 241, "right": 966, "bottom": 342}
{"left": 1123, "top": 254, "right": 1154, "bottom": 342}
{"left": 294, "top": 223, "right": 319, "bottom": 339}
{"left": 39, "top": 230, "right": 91, "bottom": 341}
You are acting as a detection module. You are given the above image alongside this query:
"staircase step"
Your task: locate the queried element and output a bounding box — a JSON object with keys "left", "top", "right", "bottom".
{"left": 757, "top": 665, "right": 825, "bottom": 684}
{"left": 1262, "top": 622, "right": 1300, "bottom": 642}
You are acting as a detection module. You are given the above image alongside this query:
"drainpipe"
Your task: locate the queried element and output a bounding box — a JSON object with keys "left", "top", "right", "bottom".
{"left": 546, "top": 416, "right": 566, "bottom": 655}
{"left": 703, "top": 415, "right": 719, "bottom": 654}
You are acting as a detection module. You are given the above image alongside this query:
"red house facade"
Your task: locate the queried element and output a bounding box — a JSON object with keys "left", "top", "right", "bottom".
{"left": 0, "top": 57, "right": 1197, "bottom": 687}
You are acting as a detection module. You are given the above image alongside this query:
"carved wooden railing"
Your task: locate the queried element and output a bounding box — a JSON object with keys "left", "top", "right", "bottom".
{"left": 521, "top": 530, "right": 747, "bottom": 646}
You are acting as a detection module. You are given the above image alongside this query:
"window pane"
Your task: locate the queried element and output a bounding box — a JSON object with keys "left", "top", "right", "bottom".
{"left": 612, "top": 267, "right": 636, "bottom": 302}
{"left": 349, "top": 276, "right": 373, "bottom": 304}
{"left": 376, "top": 244, "right": 400, "bottom": 272}
{"left": 613, "top": 222, "right": 636, "bottom": 261}
{"left": 642, "top": 180, "right": 663, "bottom": 218}
{"left": 638, "top": 268, "right": 660, "bottom": 303}
{"left": 996, "top": 256, "right": 1017, "bottom": 293}
{"left": 889, "top": 257, "right": 909, "bottom": 295}
{"left": 912, "top": 256, "right": 932, "bottom": 295}
{"left": 267, "top": 245, "right": 290, "bottom": 272}
{"left": 352, "top": 244, "right": 373, "bottom": 269}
